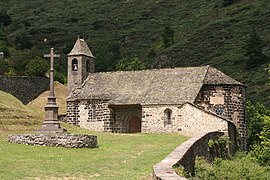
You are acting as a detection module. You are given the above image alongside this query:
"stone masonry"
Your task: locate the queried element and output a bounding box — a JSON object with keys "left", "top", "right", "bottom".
{"left": 195, "top": 85, "right": 246, "bottom": 149}
{"left": 0, "top": 76, "right": 49, "bottom": 104}
{"left": 65, "top": 38, "right": 246, "bottom": 149}
{"left": 113, "top": 106, "right": 141, "bottom": 133}
{"left": 153, "top": 131, "right": 225, "bottom": 179}
{"left": 6, "top": 133, "right": 97, "bottom": 148}
{"left": 142, "top": 103, "right": 228, "bottom": 136}
{"left": 67, "top": 100, "right": 114, "bottom": 132}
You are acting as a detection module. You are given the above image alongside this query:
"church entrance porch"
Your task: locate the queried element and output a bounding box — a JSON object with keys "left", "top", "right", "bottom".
{"left": 110, "top": 105, "right": 142, "bottom": 133}
{"left": 129, "top": 116, "right": 141, "bottom": 133}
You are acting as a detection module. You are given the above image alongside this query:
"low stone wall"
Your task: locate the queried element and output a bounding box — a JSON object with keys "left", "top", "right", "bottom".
{"left": 153, "top": 131, "right": 224, "bottom": 180}
{"left": 0, "top": 76, "right": 49, "bottom": 104}
{"left": 6, "top": 133, "right": 97, "bottom": 148}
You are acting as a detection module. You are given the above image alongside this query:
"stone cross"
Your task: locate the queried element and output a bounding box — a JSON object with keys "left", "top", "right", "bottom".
{"left": 38, "top": 48, "right": 65, "bottom": 132}
{"left": 44, "top": 48, "right": 60, "bottom": 97}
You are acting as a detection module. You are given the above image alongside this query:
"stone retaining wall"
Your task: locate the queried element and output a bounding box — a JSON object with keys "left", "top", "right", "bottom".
{"left": 153, "top": 131, "right": 224, "bottom": 180}
{"left": 0, "top": 76, "right": 49, "bottom": 104}
{"left": 6, "top": 133, "right": 97, "bottom": 148}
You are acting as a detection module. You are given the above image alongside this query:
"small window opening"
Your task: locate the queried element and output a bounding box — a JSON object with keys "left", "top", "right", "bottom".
{"left": 92, "top": 104, "right": 96, "bottom": 120}
{"left": 164, "top": 108, "right": 172, "bottom": 126}
{"left": 214, "top": 105, "right": 224, "bottom": 116}
{"left": 86, "top": 60, "right": 90, "bottom": 73}
{"left": 72, "top": 58, "right": 78, "bottom": 71}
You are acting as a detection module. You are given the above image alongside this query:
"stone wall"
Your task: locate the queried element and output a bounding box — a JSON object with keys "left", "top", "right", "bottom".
{"left": 142, "top": 105, "right": 178, "bottom": 133}
{"left": 142, "top": 103, "right": 227, "bottom": 136}
{"left": 67, "top": 100, "right": 113, "bottom": 132}
{"left": 153, "top": 131, "right": 225, "bottom": 180}
{"left": 0, "top": 76, "right": 49, "bottom": 104}
{"left": 6, "top": 133, "right": 97, "bottom": 148}
{"left": 67, "top": 101, "right": 79, "bottom": 125}
{"left": 195, "top": 85, "right": 246, "bottom": 149}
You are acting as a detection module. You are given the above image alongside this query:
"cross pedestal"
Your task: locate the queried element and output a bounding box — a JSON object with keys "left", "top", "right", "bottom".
{"left": 38, "top": 48, "right": 66, "bottom": 133}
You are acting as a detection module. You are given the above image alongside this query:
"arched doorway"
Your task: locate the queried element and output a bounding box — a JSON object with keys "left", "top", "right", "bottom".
{"left": 129, "top": 116, "right": 141, "bottom": 133}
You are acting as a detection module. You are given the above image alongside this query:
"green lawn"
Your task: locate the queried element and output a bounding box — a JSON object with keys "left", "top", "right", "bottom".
{"left": 0, "top": 124, "right": 188, "bottom": 180}
{"left": 0, "top": 90, "right": 188, "bottom": 179}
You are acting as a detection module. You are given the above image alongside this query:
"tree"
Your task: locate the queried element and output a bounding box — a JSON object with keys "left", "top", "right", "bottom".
{"left": 244, "top": 30, "right": 269, "bottom": 69}
{"left": 162, "top": 26, "right": 174, "bottom": 48}
{"left": 0, "top": 12, "right": 12, "bottom": 26}
{"left": 25, "top": 57, "right": 49, "bottom": 77}
{"left": 250, "top": 115, "right": 270, "bottom": 166}
{"left": 222, "top": 0, "right": 237, "bottom": 7}
{"left": 246, "top": 101, "right": 269, "bottom": 149}
{"left": 0, "top": 27, "right": 10, "bottom": 57}
{"left": 116, "top": 57, "right": 145, "bottom": 71}
{"left": 95, "top": 41, "right": 121, "bottom": 72}
{"left": 8, "top": 47, "right": 42, "bottom": 73}
{"left": 14, "top": 33, "right": 33, "bottom": 50}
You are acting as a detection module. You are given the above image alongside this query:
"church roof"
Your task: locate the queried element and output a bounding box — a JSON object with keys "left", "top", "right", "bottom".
{"left": 203, "top": 66, "right": 244, "bottom": 85}
{"left": 68, "top": 66, "right": 244, "bottom": 105}
{"left": 68, "top": 38, "right": 95, "bottom": 58}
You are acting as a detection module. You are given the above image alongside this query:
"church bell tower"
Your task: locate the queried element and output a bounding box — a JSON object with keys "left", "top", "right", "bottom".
{"left": 67, "top": 38, "right": 95, "bottom": 93}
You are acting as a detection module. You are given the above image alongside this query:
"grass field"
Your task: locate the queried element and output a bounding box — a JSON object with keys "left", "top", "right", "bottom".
{"left": 0, "top": 88, "right": 188, "bottom": 180}
{"left": 0, "top": 124, "right": 187, "bottom": 180}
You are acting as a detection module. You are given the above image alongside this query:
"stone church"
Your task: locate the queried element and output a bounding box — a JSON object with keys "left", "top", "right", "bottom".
{"left": 66, "top": 38, "right": 247, "bottom": 149}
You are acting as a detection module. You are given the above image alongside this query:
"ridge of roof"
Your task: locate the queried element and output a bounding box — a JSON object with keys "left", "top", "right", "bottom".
{"left": 87, "top": 65, "right": 209, "bottom": 75}
{"left": 203, "top": 66, "right": 245, "bottom": 86}
{"left": 68, "top": 38, "right": 95, "bottom": 58}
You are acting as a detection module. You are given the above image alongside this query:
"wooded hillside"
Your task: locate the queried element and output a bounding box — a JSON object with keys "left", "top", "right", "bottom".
{"left": 0, "top": 0, "right": 269, "bottom": 105}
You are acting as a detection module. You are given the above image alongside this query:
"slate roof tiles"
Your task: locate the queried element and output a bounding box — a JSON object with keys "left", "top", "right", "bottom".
{"left": 68, "top": 66, "right": 244, "bottom": 105}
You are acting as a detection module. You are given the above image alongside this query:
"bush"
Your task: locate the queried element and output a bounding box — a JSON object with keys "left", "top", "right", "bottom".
{"left": 193, "top": 153, "right": 270, "bottom": 180}
{"left": 222, "top": 0, "right": 237, "bottom": 7}
{"left": 4, "top": 67, "right": 16, "bottom": 76}
{"left": 0, "top": 12, "right": 12, "bottom": 26}
{"left": 25, "top": 57, "right": 49, "bottom": 77}
{"left": 162, "top": 26, "right": 174, "bottom": 48}
{"left": 116, "top": 57, "right": 145, "bottom": 71}
{"left": 250, "top": 115, "right": 270, "bottom": 166}
{"left": 244, "top": 30, "right": 269, "bottom": 69}
{"left": 208, "top": 136, "right": 229, "bottom": 159}
{"left": 246, "top": 101, "right": 270, "bottom": 149}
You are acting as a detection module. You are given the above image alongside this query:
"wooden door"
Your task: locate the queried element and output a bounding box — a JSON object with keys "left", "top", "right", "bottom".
{"left": 129, "top": 116, "right": 141, "bottom": 133}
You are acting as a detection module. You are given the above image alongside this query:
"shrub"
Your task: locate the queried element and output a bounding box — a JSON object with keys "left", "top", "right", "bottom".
{"left": 250, "top": 115, "right": 270, "bottom": 166}
{"left": 0, "top": 12, "right": 12, "bottom": 26}
{"left": 162, "top": 26, "right": 174, "bottom": 48}
{"left": 25, "top": 57, "right": 49, "bottom": 77}
{"left": 244, "top": 30, "right": 269, "bottom": 69}
{"left": 193, "top": 153, "right": 270, "bottom": 180}
{"left": 246, "top": 101, "right": 270, "bottom": 149}
{"left": 4, "top": 67, "right": 16, "bottom": 76}
{"left": 116, "top": 57, "right": 145, "bottom": 71}
{"left": 208, "top": 136, "right": 229, "bottom": 159}
{"left": 222, "top": 0, "right": 236, "bottom": 7}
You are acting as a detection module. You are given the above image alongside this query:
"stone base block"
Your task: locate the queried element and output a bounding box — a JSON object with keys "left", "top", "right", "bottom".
{"left": 6, "top": 133, "right": 97, "bottom": 148}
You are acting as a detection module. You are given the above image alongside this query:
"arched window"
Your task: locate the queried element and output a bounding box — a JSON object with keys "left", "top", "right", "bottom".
{"left": 86, "top": 59, "right": 90, "bottom": 73}
{"left": 91, "top": 104, "right": 96, "bottom": 120}
{"left": 72, "top": 58, "right": 78, "bottom": 71}
{"left": 164, "top": 108, "right": 172, "bottom": 126}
